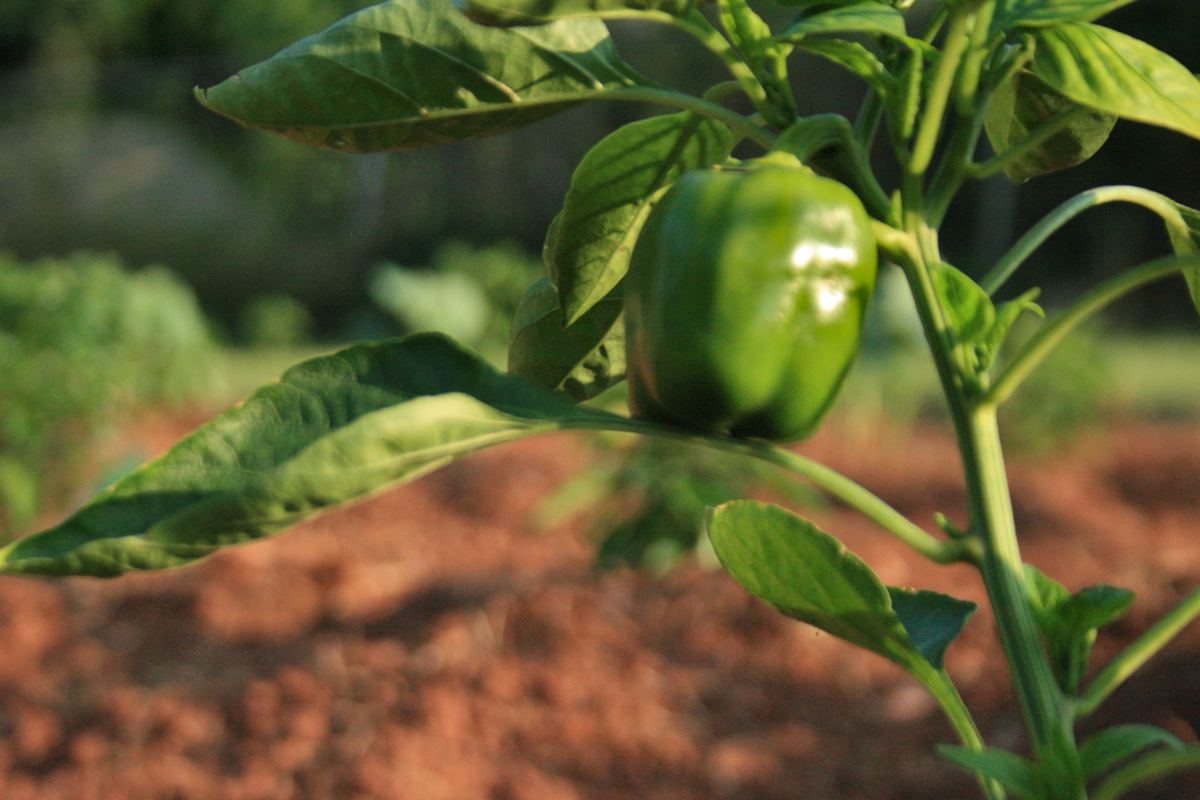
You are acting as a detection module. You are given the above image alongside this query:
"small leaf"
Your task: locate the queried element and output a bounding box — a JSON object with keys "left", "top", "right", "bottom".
{"left": 995, "top": 0, "right": 1142, "bottom": 30}
{"left": 931, "top": 262, "right": 996, "bottom": 348}
{"left": 937, "top": 746, "right": 1041, "bottom": 800}
{"left": 195, "top": 0, "right": 645, "bottom": 153}
{"left": 800, "top": 39, "right": 889, "bottom": 94}
{"left": 1165, "top": 201, "right": 1200, "bottom": 317}
{"left": 979, "top": 288, "right": 1043, "bottom": 370}
{"left": 459, "top": 0, "right": 692, "bottom": 26}
{"left": 0, "top": 334, "right": 627, "bottom": 577}
{"left": 888, "top": 588, "right": 977, "bottom": 669}
{"left": 507, "top": 277, "right": 625, "bottom": 401}
{"left": 1079, "top": 725, "right": 1185, "bottom": 780}
{"left": 777, "top": 2, "right": 907, "bottom": 42}
{"left": 1029, "top": 23, "right": 1200, "bottom": 143}
{"left": 553, "top": 112, "right": 734, "bottom": 323}
{"left": 984, "top": 70, "right": 1117, "bottom": 183}
{"left": 708, "top": 501, "right": 972, "bottom": 673}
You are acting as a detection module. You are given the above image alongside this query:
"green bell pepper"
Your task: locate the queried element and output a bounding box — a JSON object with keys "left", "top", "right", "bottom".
{"left": 624, "top": 160, "right": 877, "bottom": 441}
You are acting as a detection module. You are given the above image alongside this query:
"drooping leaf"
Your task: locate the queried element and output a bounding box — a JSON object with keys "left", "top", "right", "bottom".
{"left": 888, "top": 588, "right": 977, "bottom": 669}
{"left": 507, "top": 277, "right": 625, "bottom": 401}
{"left": 777, "top": 2, "right": 907, "bottom": 42}
{"left": 0, "top": 334, "right": 631, "bottom": 577}
{"left": 707, "top": 501, "right": 974, "bottom": 674}
{"left": 1079, "top": 725, "right": 1185, "bottom": 780}
{"left": 195, "top": 0, "right": 646, "bottom": 153}
{"left": 552, "top": 112, "right": 734, "bottom": 323}
{"left": 459, "top": 0, "right": 692, "bottom": 26}
{"left": 937, "top": 746, "right": 1041, "bottom": 800}
{"left": 1093, "top": 746, "right": 1200, "bottom": 800}
{"left": 984, "top": 70, "right": 1117, "bottom": 183}
{"left": 1165, "top": 201, "right": 1200, "bottom": 317}
{"left": 1029, "top": 24, "right": 1200, "bottom": 143}
{"left": 995, "top": 0, "right": 1143, "bottom": 30}
{"left": 799, "top": 39, "right": 889, "bottom": 94}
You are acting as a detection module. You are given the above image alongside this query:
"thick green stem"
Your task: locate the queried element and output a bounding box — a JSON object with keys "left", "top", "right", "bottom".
{"left": 981, "top": 185, "right": 1192, "bottom": 295}
{"left": 1077, "top": 587, "right": 1200, "bottom": 718}
{"left": 987, "top": 256, "right": 1195, "bottom": 406}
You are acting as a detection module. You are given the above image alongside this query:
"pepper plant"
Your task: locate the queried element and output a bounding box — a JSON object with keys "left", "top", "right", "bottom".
{"left": 6, "top": 0, "right": 1200, "bottom": 796}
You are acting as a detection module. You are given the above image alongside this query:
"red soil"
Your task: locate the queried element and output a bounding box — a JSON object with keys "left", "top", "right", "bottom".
{"left": 1, "top": 416, "right": 1198, "bottom": 799}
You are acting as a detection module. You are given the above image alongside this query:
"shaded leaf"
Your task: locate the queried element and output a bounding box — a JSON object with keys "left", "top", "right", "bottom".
{"left": 508, "top": 276, "right": 625, "bottom": 401}
{"left": 888, "top": 588, "right": 977, "bottom": 669}
{"left": 195, "top": 0, "right": 645, "bottom": 153}
{"left": 984, "top": 70, "right": 1117, "bottom": 183}
{"left": 995, "top": 0, "right": 1142, "bottom": 30}
{"left": 0, "top": 334, "right": 626, "bottom": 577}
{"left": 777, "top": 2, "right": 906, "bottom": 42}
{"left": 1094, "top": 746, "right": 1200, "bottom": 800}
{"left": 800, "top": 39, "right": 888, "bottom": 94}
{"left": 1080, "top": 725, "right": 1185, "bottom": 780}
{"left": 707, "top": 501, "right": 972, "bottom": 673}
{"left": 937, "top": 746, "right": 1041, "bottom": 800}
{"left": 553, "top": 112, "right": 734, "bottom": 323}
{"left": 1029, "top": 24, "right": 1200, "bottom": 143}
{"left": 1166, "top": 201, "right": 1200, "bottom": 317}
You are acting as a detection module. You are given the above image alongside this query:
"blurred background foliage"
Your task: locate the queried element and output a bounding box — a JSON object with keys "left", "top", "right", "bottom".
{"left": 0, "top": 0, "right": 1197, "bottom": 558}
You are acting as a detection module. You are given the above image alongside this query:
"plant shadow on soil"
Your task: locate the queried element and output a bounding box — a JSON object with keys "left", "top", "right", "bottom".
{"left": 0, "top": 415, "right": 1198, "bottom": 799}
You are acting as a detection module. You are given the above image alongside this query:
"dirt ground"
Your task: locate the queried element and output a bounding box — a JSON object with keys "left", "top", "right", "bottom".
{"left": 1, "top": 414, "right": 1199, "bottom": 799}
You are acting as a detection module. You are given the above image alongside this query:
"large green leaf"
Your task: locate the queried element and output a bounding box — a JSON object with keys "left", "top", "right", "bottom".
{"left": 984, "top": 70, "right": 1117, "bottom": 183}
{"left": 551, "top": 112, "right": 734, "bottom": 323}
{"left": 1029, "top": 24, "right": 1200, "bottom": 143}
{"left": 707, "top": 501, "right": 974, "bottom": 674}
{"left": 459, "top": 0, "right": 692, "bottom": 26}
{"left": 777, "top": 2, "right": 906, "bottom": 42}
{"left": 194, "top": 0, "right": 645, "bottom": 153}
{"left": 995, "top": 0, "right": 1142, "bottom": 30}
{"left": 507, "top": 276, "right": 625, "bottom": 401}
{"left": 0, "top": 334, "right": 625, "bottom": 577}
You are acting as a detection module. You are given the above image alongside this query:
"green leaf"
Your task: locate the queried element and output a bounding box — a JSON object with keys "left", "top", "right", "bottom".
{"left": 458, "top": 0, "right": 692, "bottom": 26}
{"left": 194, "top": 0, "right": 645, "bottom": 153}
{"left": 979, "top": 288, "right": 1043, "bottom": 370}
{"left": 1079, "top": 725, "right": 1185, "bottom": 780}
{"left": 888, "top": 588, "right": 977, "bottom": 669}
{"left": 799, "top": 39, "right": 889, "bottom": 93}
{"left": 707, "top": 501, "right": 973, "bottom": 673}
{"left": 0, "top": 334, "right": 626, "bottom": 577}
{"left": 552, "top": 112, "right": 734, "bottom": 323}
{"left": 932, "top": 262, "right": 995, "bottom": 348}
{"left": 1093, "top": 746, "right": 1200, "bottom": 800}
{"left": 777, "top": 2, "right": 906, "bottom": 42}
{"left": 1025, "top": 566, "right": 1135, "bottom": 694}
{"left": 1029, "top": 23, "right": 1200, "bottom": 143}
{"left": 1166, "top": 201, "right": 1200, "bottom": 317}
{"left": 984, "top": 70, "right": 1117, "bottom": 183}
{"left": 507, "top": 277, "right": 625, "bottom": 401}
{"left": 995, "top": 0, "right": 1142, "bottom": 30}
{"left": 937, "top": 746, "right": 1041, "bottom": 800}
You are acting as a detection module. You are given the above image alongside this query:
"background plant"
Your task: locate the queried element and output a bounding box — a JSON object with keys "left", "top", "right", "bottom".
{"left": 3, "top": 1, "right": 1200, "bottom": 799}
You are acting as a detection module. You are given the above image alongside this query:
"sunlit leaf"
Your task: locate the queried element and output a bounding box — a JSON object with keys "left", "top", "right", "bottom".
{"left": 459, "top": 0, "right": 691, "bottom": 26}
{"left": 777, "top": 2, "right": 906, "bottom": 42}
{"left": 195, "top": 0, "right": 645, "bottom": 153}
{"left": 995, "top": 0, "right": 1142, "bottom": 30}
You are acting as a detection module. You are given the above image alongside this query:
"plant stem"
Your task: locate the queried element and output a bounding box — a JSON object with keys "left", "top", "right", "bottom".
{"left": 987, "top": 255, "right": 1196, "bottom": 406}
{"left": 1077, "top": 587, "right": 1200, "bottom": 718}
{"left": 918, "top": 665, "right": 1007, "bottom": 800}
{"left": 981, "top": 185, "right": 1192, "bottom": 295}
{"left": 673, "top": 10, "right": 784, "bottom": 128}
{"left": 582, "top": 418, "right": 974, "bottom": 565}
{"left": 609, "top": 86, "right": 777, "bottom": 150}
{"left": 909, "top": 10, "right": 974, "bottom": 178}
